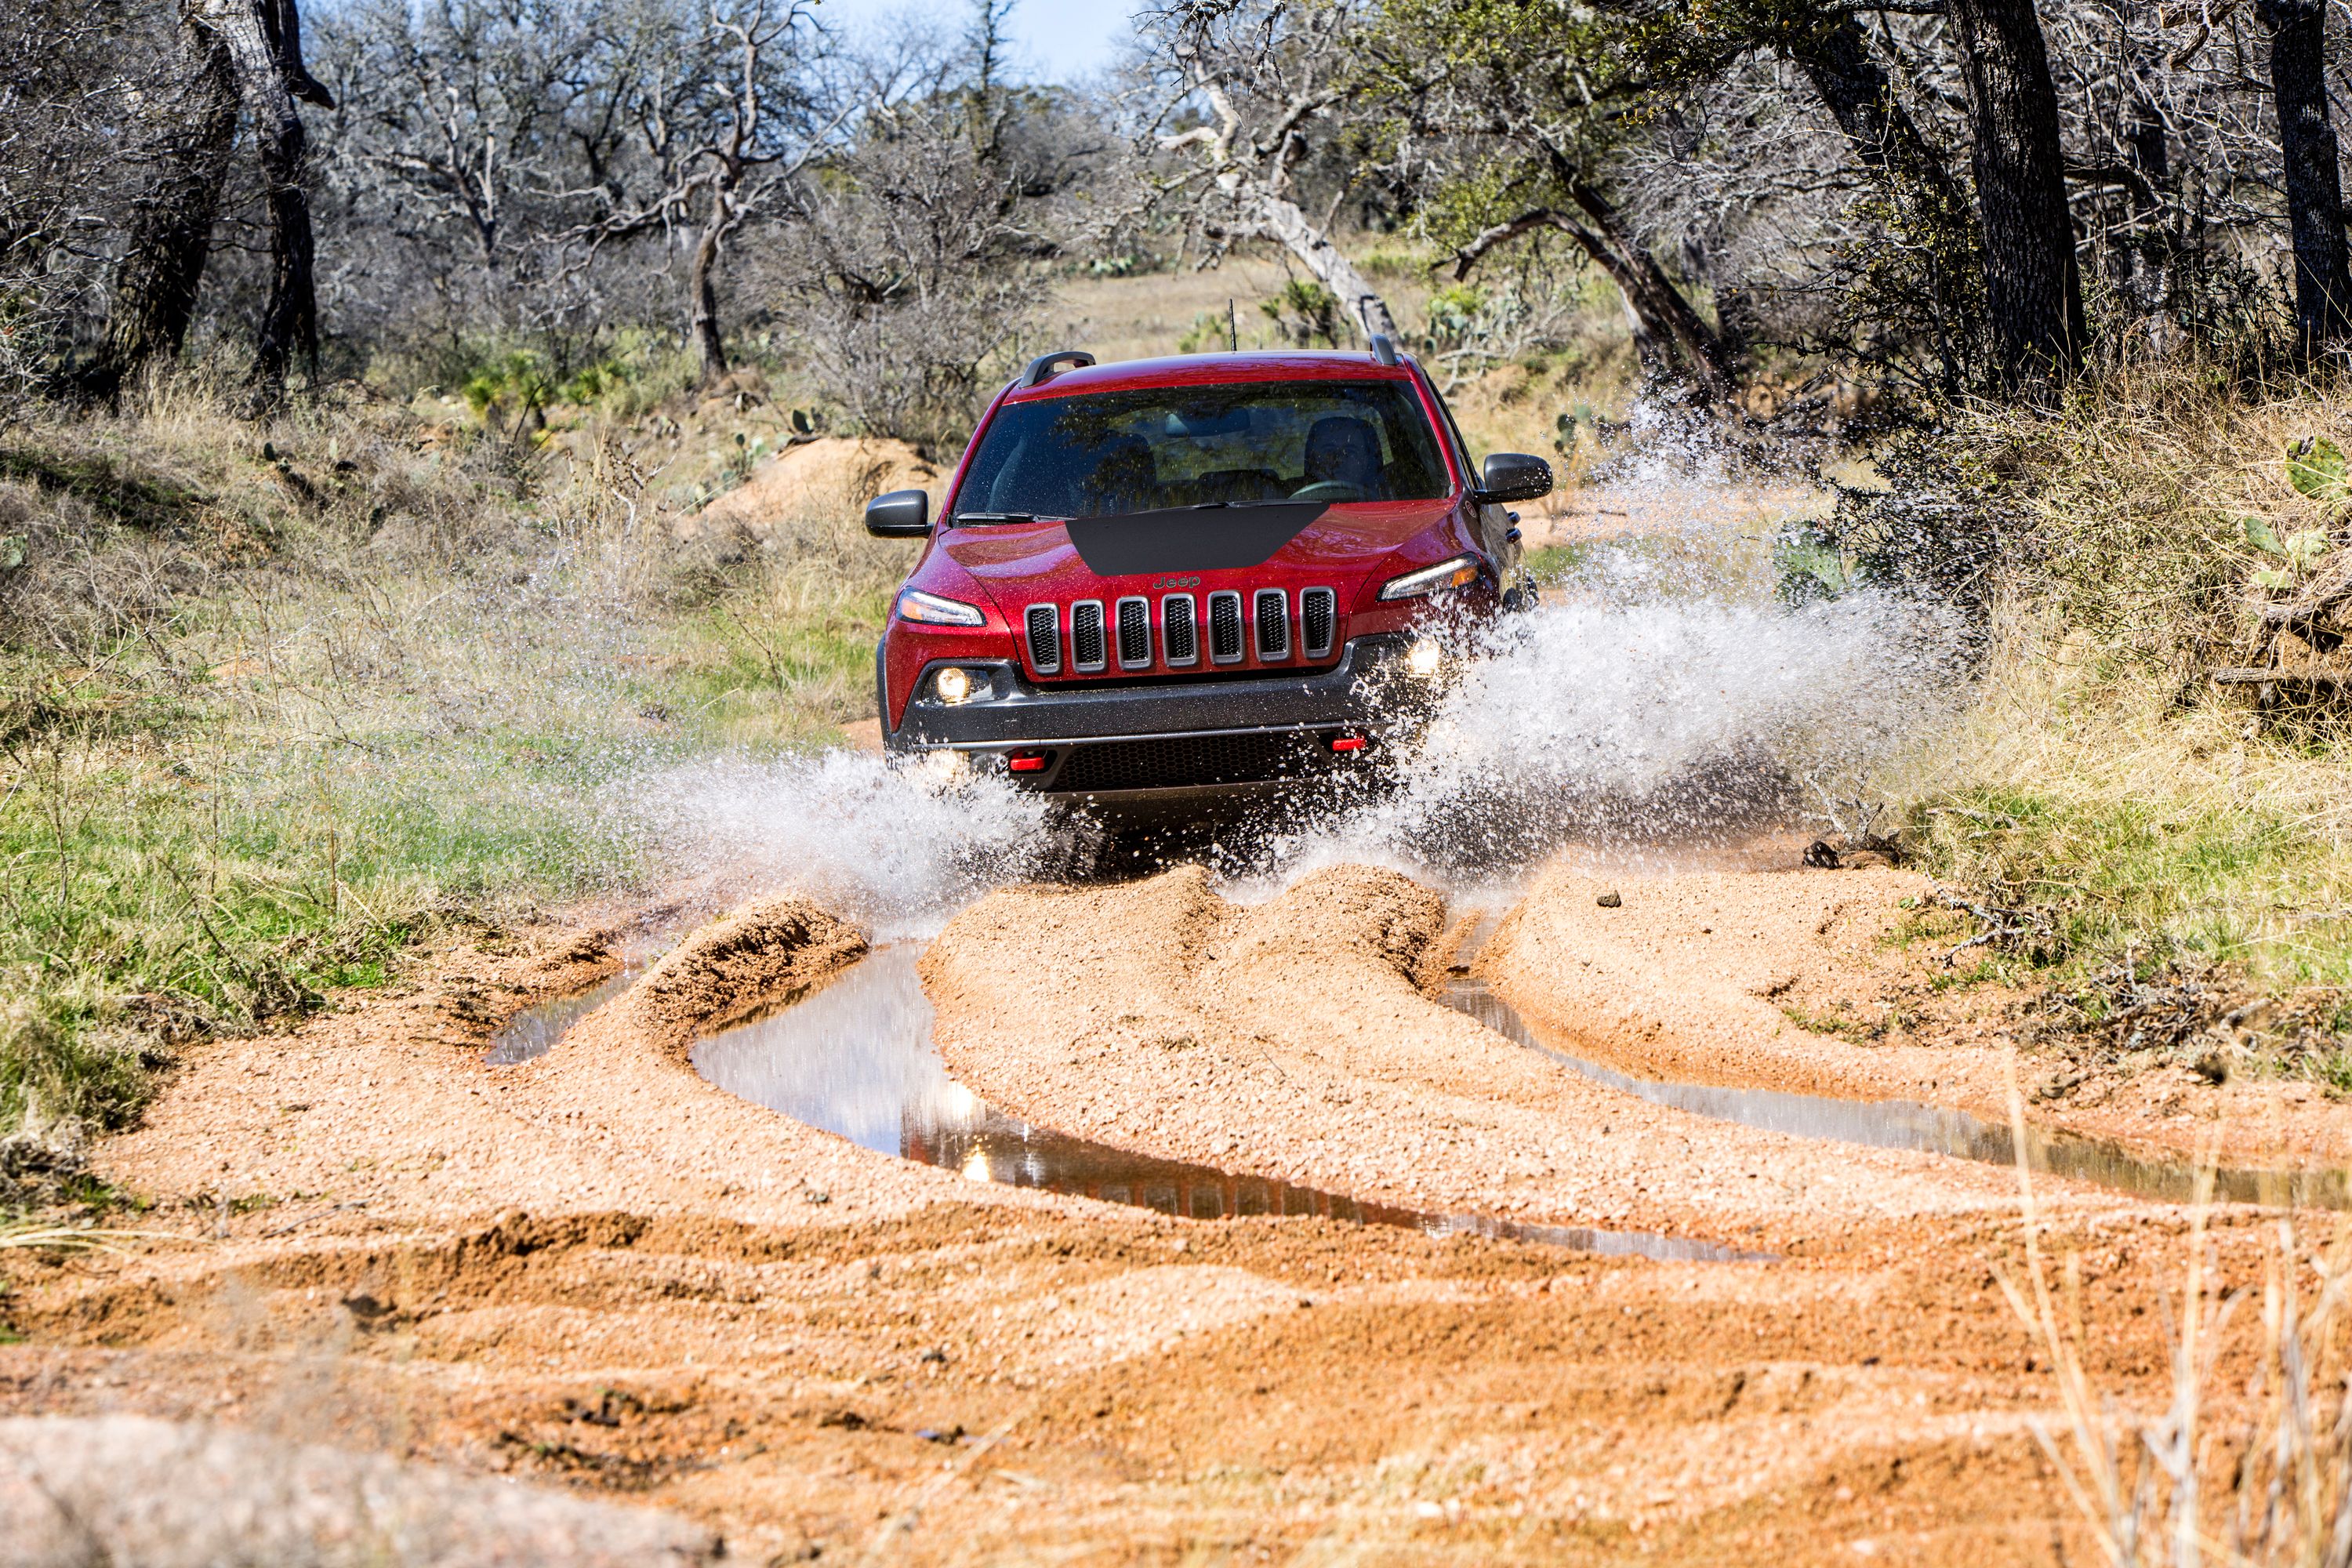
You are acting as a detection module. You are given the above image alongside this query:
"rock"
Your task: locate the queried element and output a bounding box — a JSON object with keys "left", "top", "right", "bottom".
{"left": 1802, "top": 840, "right": 1842, "bottom": 869}
{"left": 679, "top": 435, "right": 938, "bottom": 542}
{"left": 2031, "top": 1068, "right": 2085, "bottom": 1102}
{"left": 1596, "top": 891, "right": 1623, "bottom": 909}
{"left": 0, "top": 1415, "right": 719, "bottom": 1566}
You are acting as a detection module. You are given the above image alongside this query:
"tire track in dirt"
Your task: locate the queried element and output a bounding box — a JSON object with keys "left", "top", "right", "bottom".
{"left": 920, "top": 862, "right": 2135, "bottom": 1254}
{"left": 1489, "top": 860, "right": 2352, "bottom": 1171}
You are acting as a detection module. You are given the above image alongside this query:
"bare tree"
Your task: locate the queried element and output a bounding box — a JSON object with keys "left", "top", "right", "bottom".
{"left": 763, "top": 12, "right": 1098, "bottom": 450}
{"left": 1942, "top": 0, "right": 2085, "bottom": 388}
{"left": 562, "top": 0, "right": 836, "bottom": 383}
{"left": 200, "top": 0, "right": 336, "bottom": 402}
{"left": 78, "top": 9, "right": 240, "bottom": 400}
{"left": 1141, "top": 0, "right": 1404, "bottom": 343}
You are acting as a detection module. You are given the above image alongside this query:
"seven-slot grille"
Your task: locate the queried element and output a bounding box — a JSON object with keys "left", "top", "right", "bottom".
{"left": 1070, "top": 600, "right": 1108, "bottom": 672}
{"left": 1022, "top": 587, "right": 1335, "bottom": 676}
{"left": 1025, "top": 604, "right": 1060, "bottom": 674}
{"left": 1207, "top": 591, "right": 1245, "bottom": 663}
{"left": 1253, "top": 589, "right": 1290, "bottom": 661}
{"left": 1300, "top": 587, "right": 1337, "bottom": 659}
{"left": 1116, "top": 597, "right": 1152, "bottom": 669}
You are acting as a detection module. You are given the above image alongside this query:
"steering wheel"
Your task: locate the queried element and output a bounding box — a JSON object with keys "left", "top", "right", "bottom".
{"left": 1289, "top": 480, "right": 1368, "bottom": 503}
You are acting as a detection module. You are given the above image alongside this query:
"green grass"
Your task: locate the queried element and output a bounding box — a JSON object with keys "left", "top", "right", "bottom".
{"left": 1913, "top": 780, "right": 2352, "bottom": 986}
{"left": 0, "top": 388, "right": 891, "bottom": 1178}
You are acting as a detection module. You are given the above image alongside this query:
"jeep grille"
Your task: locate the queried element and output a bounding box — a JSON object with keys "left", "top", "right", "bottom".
{"left": 1253, "top": 589, "right": 1290, "bottom": 661}
{"left": 1025, "top": 604, "right": 1060, "bottom": 673}
{"left": 1070, "top": 600, "right": 1108, "bottom": 672}
{"left": 1301, "top": 587, "right": 1337, "bottom": 659}
{"left": 1207, "top": 591, "right": 1245, "bottom": 663}
{"left": 1162, "top": 593, "right": 1199, "bottom": 666}
{"left": 1116, "top": 596, "right": 1152, "bottom": 669}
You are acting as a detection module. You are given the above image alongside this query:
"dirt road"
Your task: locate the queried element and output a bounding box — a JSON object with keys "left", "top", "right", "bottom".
{"left": 1, "top": 851, "right": 2330, "bottom": 1563}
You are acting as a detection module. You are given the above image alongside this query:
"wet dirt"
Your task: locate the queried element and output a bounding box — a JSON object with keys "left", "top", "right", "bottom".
{"left": 4, "top": 861, "right": 2345, "bottom": 1563}
{"left": 1446, "top": 967, "right": 2352, "bottom": 1209}
{"left": 691, "top": 944, "right": 1754, "bottom": 1261}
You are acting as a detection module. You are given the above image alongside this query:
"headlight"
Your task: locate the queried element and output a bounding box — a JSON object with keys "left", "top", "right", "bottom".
{"left": 1378, "top": 554, "right": 1481, "bottom": 601}
{"left": 1406, "top": 637, "right": 1443, "bottom": 678}
{"left": 934, "top": 666, "right": 973, "bottom": 703}
{"left": 896, "top": 588, "right": 985, "bottom": 626}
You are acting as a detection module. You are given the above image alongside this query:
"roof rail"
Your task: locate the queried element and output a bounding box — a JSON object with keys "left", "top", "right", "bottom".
{"left": 1017, "top": 349, "right": 1097, "bottom": 388}
{"left": 1369, "top": 333, "right": 1400, "bottom": 366}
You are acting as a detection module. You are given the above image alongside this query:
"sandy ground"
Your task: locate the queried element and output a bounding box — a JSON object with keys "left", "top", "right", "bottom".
{"left": 1, "top": 862, "right": 2338, "bottom": 1563}
{"left": 1488, "top": 860, "right": 2352, "bottom": 1170}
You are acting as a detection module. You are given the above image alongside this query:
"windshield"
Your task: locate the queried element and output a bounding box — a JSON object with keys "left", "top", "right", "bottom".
{"left": 952, "top": 379, "right": 1451, "bottom": 521}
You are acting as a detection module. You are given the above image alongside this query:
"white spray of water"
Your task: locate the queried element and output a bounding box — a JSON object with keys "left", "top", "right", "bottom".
{"left": 1264, "top": 585, "right": 1966, "bottom": 883}
{"left": 640, "top": 749, "right": 1058, "bottom": 938}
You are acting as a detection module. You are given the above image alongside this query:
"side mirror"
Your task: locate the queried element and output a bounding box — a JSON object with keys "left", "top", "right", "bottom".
{"left": 1476, "top": 452, "right": 1553, "bottom": 504}
{"left": 865, "top": 488, "right": 931, "bottom": 538}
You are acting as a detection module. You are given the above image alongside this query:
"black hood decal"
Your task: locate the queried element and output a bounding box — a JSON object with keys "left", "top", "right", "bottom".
{"left": 1062, "top": 502, "right": 1327, "bottom": 576}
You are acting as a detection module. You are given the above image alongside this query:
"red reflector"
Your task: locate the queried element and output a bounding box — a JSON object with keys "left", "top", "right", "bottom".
{"left": 1007, "top": 750, "right": 1050, "bottom": 773}
{"left": 1330, "top": 735, "right": 1367, "bottom": 753}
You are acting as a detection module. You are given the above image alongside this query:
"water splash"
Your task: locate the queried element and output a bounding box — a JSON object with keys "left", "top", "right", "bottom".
{"left": 1265, "top": 585, "right": 1965, "bottom": 880}
{"left": 641, "top": 749, "right": 1062, "bottom": 938}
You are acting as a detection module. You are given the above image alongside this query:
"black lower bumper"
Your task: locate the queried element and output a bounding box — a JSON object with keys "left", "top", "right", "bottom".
{"left": 884, "top": 633, "right": 1429, "bottom": 797}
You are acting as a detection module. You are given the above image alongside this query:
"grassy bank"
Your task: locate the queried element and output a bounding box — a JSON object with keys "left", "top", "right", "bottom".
{"left": 1884, "top": 370, "right": 2352, "bottom": 1065}
{"left": 0, "top": 379, "right": 905, "bottom": 1181}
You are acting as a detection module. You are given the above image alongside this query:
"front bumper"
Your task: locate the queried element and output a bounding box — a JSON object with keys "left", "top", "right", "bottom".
{"left": 884, "top": 633, "right": 1431, "bottom": 797}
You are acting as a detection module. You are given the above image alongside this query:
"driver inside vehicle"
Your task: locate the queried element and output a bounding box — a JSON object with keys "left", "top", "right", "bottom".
{"left": 1299, "top": 416, "right": 1383, "bottom": 499}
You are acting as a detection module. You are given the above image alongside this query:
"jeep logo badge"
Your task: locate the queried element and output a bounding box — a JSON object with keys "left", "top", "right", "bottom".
{"left": 1151, "top": 574, "right": 1203, "bottom": 590}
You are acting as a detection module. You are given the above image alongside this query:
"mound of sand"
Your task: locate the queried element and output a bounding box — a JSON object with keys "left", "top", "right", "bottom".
{"left": 682, "top": 436, "right": 939, "bottom": 541}
{"left": 597, "top": 895, "right": 869, "bottom": 1054}
{"left": 1, "top": 1414, "right": 717, "bottom": 1567}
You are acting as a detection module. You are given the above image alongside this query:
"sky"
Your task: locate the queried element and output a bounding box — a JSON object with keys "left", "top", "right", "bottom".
{"left": 848, "top": 0, "right": 1135, "bottom": 83}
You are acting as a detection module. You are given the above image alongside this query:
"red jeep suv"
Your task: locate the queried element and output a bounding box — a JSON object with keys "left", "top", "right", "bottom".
{"left": 866, "top": 338, "right": 1552, "bottom": 808}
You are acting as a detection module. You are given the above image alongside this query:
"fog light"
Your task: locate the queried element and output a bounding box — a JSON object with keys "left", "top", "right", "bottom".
{"left": 935, "top": 666, "right": 972, "bottom": 704}
{"left": 918, "top": 749, "right": 970, "bottom": 787}
{"left": 1406, "top": 638, "right": 1443, "bottom": 679}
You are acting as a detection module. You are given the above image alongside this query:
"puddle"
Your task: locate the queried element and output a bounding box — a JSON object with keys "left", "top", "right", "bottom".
{"left": 485, "top": 964, "right": 651, "bottom": 1065}
{"left": 1443, "top": 974, "right": 2352, "bottom": 1210}
{"left": 689, "top": 946, "right": 1761, "bottom": 1261}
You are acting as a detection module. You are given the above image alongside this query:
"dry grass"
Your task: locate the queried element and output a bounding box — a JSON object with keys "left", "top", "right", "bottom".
{"left": 0, "top": 377, "right": 893, "bottom": 1183}
{"left": 1899, "top": 368, "right": 2352, "bottom": 996}
{"left": 2007, "top": 1091, "right": 2352, "bottom": 1565}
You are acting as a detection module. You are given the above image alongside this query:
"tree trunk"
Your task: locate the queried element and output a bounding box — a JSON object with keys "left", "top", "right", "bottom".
{"left": 690, "top": 206, "right": 728, "bottom": 382}
{"left": 1564, "top": 183, "right": 1733, "bottom": 395}
{"left": 2257, "top": 0, "right": 2352, "bottom": 352}
{"left": 1792, "top": 14, "right": 1969, "bottom": 225}
{"left": 80, "top": 14, "right": 240, "bottom": 399}
{"left": 1255, "top": 193, "right": 1399, "bottom": 342}
{"left": 212, "top": 0, "right": 324, "bottom": 405}
{"left": 1943, "top": 0, "right": 2085, "bottom": 390}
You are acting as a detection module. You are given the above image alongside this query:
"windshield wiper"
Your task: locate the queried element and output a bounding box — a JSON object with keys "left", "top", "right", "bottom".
{"left": 954, "top": 510, "right": 1036, "bottom": 524}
